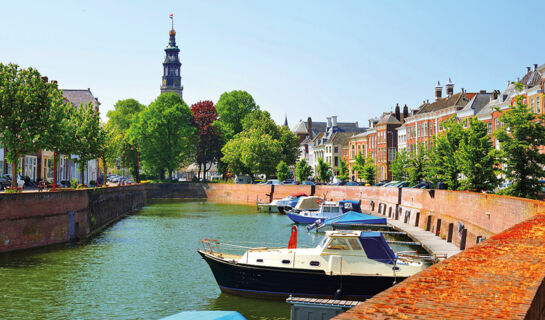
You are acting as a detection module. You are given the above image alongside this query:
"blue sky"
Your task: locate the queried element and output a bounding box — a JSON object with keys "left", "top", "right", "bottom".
{"left": 1, "top": 1, "right": 544, "bottom": 126}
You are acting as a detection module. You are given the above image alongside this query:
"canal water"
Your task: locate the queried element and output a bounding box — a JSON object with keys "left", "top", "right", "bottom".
{"left": 0, "top": 200, "right": 423, "bottom": 320}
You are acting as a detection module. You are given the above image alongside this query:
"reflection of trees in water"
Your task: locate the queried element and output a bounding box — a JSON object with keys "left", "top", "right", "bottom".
{"left": 205, "top": 292, "right": 290, "bottom": 320}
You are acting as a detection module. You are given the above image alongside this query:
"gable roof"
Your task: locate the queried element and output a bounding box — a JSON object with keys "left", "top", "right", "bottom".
{"left": 416, "top": 92, "right": 469, "bottom": 114}
{"left": 460, "top": 93, "right": 493, "bottom": 115}
{"left": 377, "top": 113, "right": 401, "bottom": 125}
{"left": 328, "top": 132, "right": 354, "bottom": 146}
{"left": 62, "top": 89, "right": 100, "bottom": 108}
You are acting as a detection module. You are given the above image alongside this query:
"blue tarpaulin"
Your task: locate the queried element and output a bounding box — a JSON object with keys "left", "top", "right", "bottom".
{"left": 324, "top": 211, "right": 387, "bottom": 226}
{"left": 159, "top": 311, "right": 246, "bottom": 320}
{"left": 359, "top": 231, "right": 397, "bottom": 264}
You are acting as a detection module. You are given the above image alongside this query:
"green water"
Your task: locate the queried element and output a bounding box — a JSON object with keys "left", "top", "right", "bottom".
{"left": 0, "top": 200, "right": 422, "bottom": 320}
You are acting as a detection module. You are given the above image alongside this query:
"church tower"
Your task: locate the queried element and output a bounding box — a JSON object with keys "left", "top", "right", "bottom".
{"left": 160, "top": 15, "right": 183, "bottom": 98}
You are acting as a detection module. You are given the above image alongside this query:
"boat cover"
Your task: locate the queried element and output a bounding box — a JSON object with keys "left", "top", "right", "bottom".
{"left": 338, "top": 200, "right": 362, "bottom": 213}
{"left": 324, "top": 211, "right": 387, "bottom": 225}
{"left": 294, "top": 196, "right": 322, "bottom": 210}
{"left": 159, "top": 311, "right": 246, "bottom": 320}
{"left": 359, "top": 231, "right": 397, "bottom": 264}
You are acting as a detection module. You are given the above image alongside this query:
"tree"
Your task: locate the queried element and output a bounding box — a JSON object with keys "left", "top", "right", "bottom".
{"left": 129, "top": 92, "right": 195, "bottom": 180}
{"left": 215, "top": 90, "right": 258, "bottom": 141}
{"left": 0, "top": 64, "right": 57, "bottom": 187}
{"left": 317, "top": 158, "right": 331, "bottom": 183}
{"left": 338, "top": 159, "right": 349, "bottom": 182}
{"left": 72, "top": 103, "right": 103, "bottom": 184}
{"left": 390, "top": 149, "right": 410, "bottom": 181}
{"left": 221, "top": 110, "right": 299, "bottom": 179}
{"left": 362, "top": 157, "right": 376, "bottom": 185}
{"left": 457, "top": 117, "right": 498, "bottom": 192}
{"left": 191, "top": 100, "right": 223, "bottom": 180}
{"left": 353, "top": 152, "right": 366, "bottom": 181}
{"left": 408, "top": 146, "right": 428, "bottom": 185}
{"left": 105, "top": 99, "right": 145, "bottom": 181}
{"left": 295, "top": 159, "right": 312, "bottom": 182}
{"left": 276, "top": 161, "right": 291, "bottom": 182}
{"left": 429, "top": 117, "right": 465, "bottom": 190}
{"left": 495, "top": 91, "right": 545, "bottom": 198}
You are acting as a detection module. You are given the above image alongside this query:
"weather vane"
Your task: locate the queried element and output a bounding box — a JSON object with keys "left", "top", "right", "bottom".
{"left": 169, "top": 13, "right": 174, "bottom": 30}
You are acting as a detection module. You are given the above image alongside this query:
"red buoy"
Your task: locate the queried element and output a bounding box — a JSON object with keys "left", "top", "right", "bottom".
{"left": 288, "top": 225, "right": 298, "bottom": 249}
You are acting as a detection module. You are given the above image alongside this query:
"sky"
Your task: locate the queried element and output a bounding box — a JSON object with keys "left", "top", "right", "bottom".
{"left": 1, "top": 0, "right": 544, "bottom": 126}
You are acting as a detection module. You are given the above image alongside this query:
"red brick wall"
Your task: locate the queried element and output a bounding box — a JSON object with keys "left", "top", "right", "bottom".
{"left": 272, "top": 185, "right": 312, "bottom": 200}
{"left": 203, "top": 183, "right": 272, "bottom": 205}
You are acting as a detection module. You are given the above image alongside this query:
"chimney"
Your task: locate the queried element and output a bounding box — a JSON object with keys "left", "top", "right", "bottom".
{"left": 435, "top": 81, "right": 442, "bottom": 101}
{"left": 527, "top": 67, "right": 531, "bottom": 73}
{"left": 535, "top": 64, "right": 538, "bottom": 71}
{"left": 492, "top": 90, "right": 499, "bottom": 100}
{"left": 403, "top": 104, "right": 409, "bottom": 119}
{"left": 307, "top": 117, "right": 313, "bottom": 139}
{"left": 326, "top": 117, "right": 332, "bottom": 128}
{"left": 480, "top": 90, "right": 486, "bottom": 94}
{"left": 41, "top": 76, "right": 48, "bottom": 83}
{"left": 461, "top": 88, "right": 465, "bottom": 94}
{"left": 395, "top": 103, "right": 400, "bottom": 121}
{"left": 331, "top": 115, "right": 338, "bottom": 127}
{"left": 445, "top": 77, "right": 454, "bottom": 97}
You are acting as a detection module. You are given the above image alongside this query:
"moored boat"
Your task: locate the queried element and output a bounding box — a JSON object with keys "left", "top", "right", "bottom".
{"left": 257, "top": 193, "right": 307, "bottom": 214}
{"left": 198, "top": 230, "right": 425, "bottom": 300}
{"left": 286, "top": 200, "right": 361, "bottom": 224}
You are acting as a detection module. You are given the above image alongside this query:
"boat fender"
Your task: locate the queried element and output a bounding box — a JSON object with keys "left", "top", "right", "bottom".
{"left": 334, "top": 288, "right": 342, "bottom": 300}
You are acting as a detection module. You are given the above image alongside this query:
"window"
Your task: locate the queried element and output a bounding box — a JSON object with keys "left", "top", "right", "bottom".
{"left": 537, "top": 97, "right": 541, "bottom": 113}
{"left": 531, "top": 98, "right": 534, "bottom": 110}
{"left": 334, "top": 156, "right": 338, "bottom": 167}
{"left": 487, "top": 123, "right": 492, "bottom": 134}
{"left": 348, "top": 239, "right": 362, "bottom": 250}
{"left": 334, "top": 146, "right": 338, "bottom": 153}
{"left": 388, "top": 148, "right": 396, "bottom": 161}
{"left": 327, "top": 238, "right": 350, "bottom": 250}
{"left": 309, "top": 261, "right": 320, "bottom": 266}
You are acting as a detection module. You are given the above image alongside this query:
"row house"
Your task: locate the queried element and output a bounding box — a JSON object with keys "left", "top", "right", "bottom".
{"left": 1, "top": 85, "right": 101, "bottom": 186}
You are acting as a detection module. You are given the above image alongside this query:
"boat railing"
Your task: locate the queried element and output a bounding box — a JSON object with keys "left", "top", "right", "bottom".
{"left": 396, "top": 250, "right": 446, "bottom": 264}
{"left": 200, "top": 239, "right": 311, "bottom": 257}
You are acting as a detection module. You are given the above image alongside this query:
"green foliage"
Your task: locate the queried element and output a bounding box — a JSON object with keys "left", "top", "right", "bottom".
{"left": 0, "top": 63, "right": 59, "bottom": 186}
{"left": 390, "top": 149, "right": 410, "bottom": 181}
{"left": 495, "top": 94, "right": 545, "bottom": 198}
{"left": 408, "top": 146, "right": 429, "bottom": 185}
{"left": 221, "top": 110, "right": 299, "bottom": 178}
{"left": 276, "top": 161, "right": 291, "bottom": 182}
{"left": 338, "top": 159, "right": 349, "bottom": 182}
{"left": 317, "top": 158, "right": 331, "bottom": 183}
{"left": 295, "top": 159, "right": 312, "bottom": 182}
{"left": 353, "top": 152, "right": 366, "bottom": 181}
{"left": 362, "top": 157, "right": 376, "bottom": 185}
{"left": 71, "top": 102, "right": 104, "bottom": 182}
{"left": 128, "top": 93, "right": 196, "bottom": 180}
{"left": 457, "top": 117, "right": 498, "bottom": 192}
{"left": 428, "top": 117, "right": 465, "bottom": 189}
{"left": 215, "top": 90, "right": 258, "bottom": 141}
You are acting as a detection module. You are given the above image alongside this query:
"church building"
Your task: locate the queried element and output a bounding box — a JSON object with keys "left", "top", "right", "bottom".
{"left": 161, "top": 16, "right": 183, "bottom": 98}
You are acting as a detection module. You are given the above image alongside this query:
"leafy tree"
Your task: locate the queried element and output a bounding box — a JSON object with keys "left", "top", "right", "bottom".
{"left": 106, "top": 99, "right": 145, "bottom": 181}
{"left": 215, "top": 90, "right": 258, "bottom": 141}
{"left": 295, "top": 159, "right": 312, "bottom": 182}
{"left": 428, "top": 117, "right": 465, "bottom": 190}
{"left": 390, "top": 149, "right": 410, "bottom": 181}
{"left": 72, "top": 103, "right": 103, "bottom": 184}
{"left": 0, "top": 63, "right": 58, "bottom": 187}
{"left": 457, "top": 117, "right": 498, "bottom": 192}
{"left": 495, "top": 91, "right": 545, "bottom": 198}
{"left": 353, "top": 151, "right": 366, "bottom": 181}
{"left": 276, "top": 161, "right": 291, "bottom": 182}
{"left": 338, "top": 159, "right": 349, "bottom": 182}
{"left": 362, "top": 157, "right": 376, "bottom": 185}
{"left": 221, "top": 110, "right": 298, "bottom": 179}
{"left": 128, "top": 92, "right": 195, "bottom": 180}
{"left": 316, "top": 158, "right": 332, "bottom": 183}
{"left": 191, "top": 100, "right": 223, "bottom": 180}
{"left": 409, "top": 146, "right": 429, "bottom": 185}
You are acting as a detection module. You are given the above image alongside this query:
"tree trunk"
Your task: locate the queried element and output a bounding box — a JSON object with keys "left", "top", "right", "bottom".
{"left": 102, "top": 156, "right": 108, "bottom": 186}
{"left": 80, "top": 162, "right": 85, "bottom": 186}
{"left": 52, "top": 150, "right": 57, "bottom": 191}
{"left": 96, "top": 158, "right": 100, "bottom": 187}
{"left": 198, "top": 162, "right": 202, "bottom": 181}
{"left": 11, "top": 159, "right": 17, "bottom": 188}
{"left": 169, "top": 170, "right": 173, "bottom": 181}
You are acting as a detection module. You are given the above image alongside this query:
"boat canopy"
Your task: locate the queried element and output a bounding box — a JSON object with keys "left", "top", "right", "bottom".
{"left": 294, "top": 196, "right": 322, "bottom": 210}
{"left": 324, "top": 211, "right": 387, "bottom": 226}
{"left": 338, "top": 200, "right": 362, "bottom": 213}
{"left": 290, "top": 193, "right": 308, "bottom": 198}
{"left": 359, "top": 232, "right": 397, "bottom": 264}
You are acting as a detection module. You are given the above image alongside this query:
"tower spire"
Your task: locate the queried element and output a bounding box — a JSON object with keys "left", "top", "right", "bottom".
{"left": 161, "top": 15, "right": 183, "bottom": 99}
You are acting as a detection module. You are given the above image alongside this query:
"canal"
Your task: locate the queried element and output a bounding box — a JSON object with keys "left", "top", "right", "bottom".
{"left": 0, "top": 200, "right": 423, "bottom": 320}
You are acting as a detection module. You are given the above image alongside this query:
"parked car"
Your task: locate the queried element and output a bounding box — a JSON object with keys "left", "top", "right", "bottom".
{"left": 0, "top": 174, "right": 11, "bottom": 190}
{"left": 382, "top": 181, "right": 399, "bottom": 187}
{"left": 392, "top": 181, "right": 410, "bottom": 188}
{"left": 374, "top": 182, "right": 386, "bottom": 187}
{"left": 301, "top": 181, "right": 315, "bottom": 186}
{"left": 4, "top": 174, "right": 24, "bottom": 189}
{"left": 410, "top": 181, "right": 435, "bottom": 189}
{"left": 264, "top": 179, "right": 280, "bottom": 185}
{"left": 234, "top": 175, "right": 253, "bottom": 184}
{"left": 346, "top": 181, "right": 360, "bottom": 186}
{"left": 281, "top": 179, "right": 295, "bottom": 185}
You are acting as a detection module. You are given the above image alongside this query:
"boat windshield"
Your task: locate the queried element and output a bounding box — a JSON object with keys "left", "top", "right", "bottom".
{"left": 318, "top": 235, "right": 328, "bottom": 248}
{"left": 327, "top": 238, "right": 350, "bottom": 250}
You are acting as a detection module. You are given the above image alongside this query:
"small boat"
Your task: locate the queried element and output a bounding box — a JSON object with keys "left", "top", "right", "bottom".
{"left": 198, "top": 230, "right": 425, "bottom": 300}
{"left": 307, "top": 211, "right": 387, "bottom": 231}
{"left": 257, "top": 193, "right": 307, "bottom": 214}
{"left": 286, "top": 200, "right": 361, "bottom": 224}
